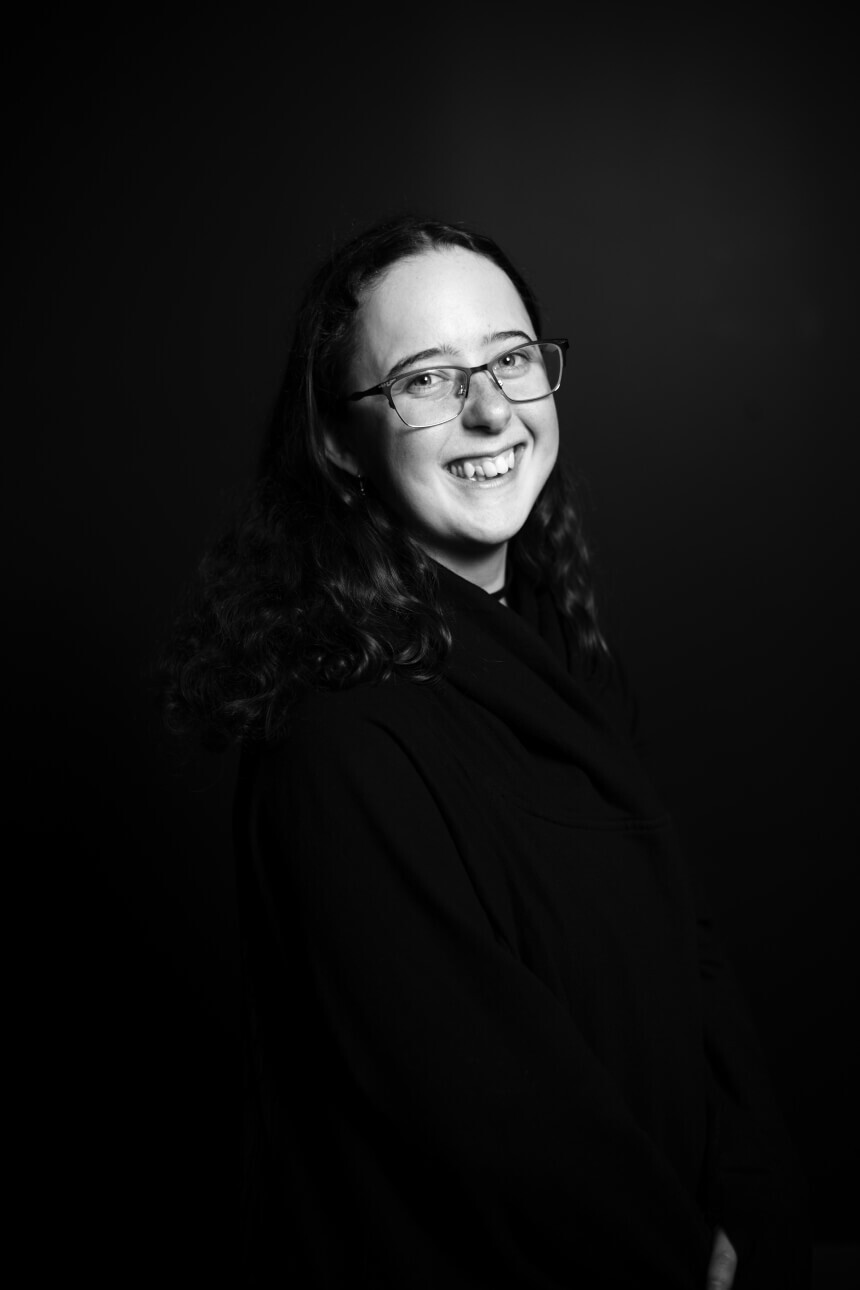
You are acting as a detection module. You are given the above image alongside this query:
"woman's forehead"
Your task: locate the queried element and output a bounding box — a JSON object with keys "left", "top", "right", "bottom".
{"left": 355, "top": 248, "right": 531, "bottom": 366}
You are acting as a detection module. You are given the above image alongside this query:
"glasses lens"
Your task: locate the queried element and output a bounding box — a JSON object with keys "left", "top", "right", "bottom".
{"left": 492, "top": 343, "right": 563, "bottom": 403}
{"left": 390, "top": 368, "right": 465, "bottom": 429}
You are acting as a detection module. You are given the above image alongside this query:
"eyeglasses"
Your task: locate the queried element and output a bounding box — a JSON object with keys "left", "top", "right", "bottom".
{"left": 345, "top": 338, "right": 569, "bottom": 430}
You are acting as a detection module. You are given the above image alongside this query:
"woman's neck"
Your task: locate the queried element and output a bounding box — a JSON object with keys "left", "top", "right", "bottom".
{"left": 424, "top": 543, "right": 508, "bottom": 596}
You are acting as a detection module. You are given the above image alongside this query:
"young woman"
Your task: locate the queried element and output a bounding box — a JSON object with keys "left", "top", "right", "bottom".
{"left": 163, "top": 216, "right": 808, "bottom": 1286}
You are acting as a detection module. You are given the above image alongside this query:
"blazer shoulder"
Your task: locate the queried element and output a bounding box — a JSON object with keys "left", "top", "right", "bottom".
{"left": 267, "top": 674, "right": 439, "bottom": 761}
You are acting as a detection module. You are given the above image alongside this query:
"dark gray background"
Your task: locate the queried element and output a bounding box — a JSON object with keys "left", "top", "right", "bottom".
{"left": 9, "top": 8, "right": 857, "bottom": 1279}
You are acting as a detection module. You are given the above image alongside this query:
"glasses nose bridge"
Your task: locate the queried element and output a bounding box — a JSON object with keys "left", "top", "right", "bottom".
{"left": 460, "top": 361, "right": 508, "bottom": 408}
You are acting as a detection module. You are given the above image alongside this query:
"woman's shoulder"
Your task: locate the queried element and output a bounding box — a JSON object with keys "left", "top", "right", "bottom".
{"left": 262, "top": 674, "right": 441, "bottom": 763}
{"left": 237, "top": 676, "right": 453, "bottom": 840}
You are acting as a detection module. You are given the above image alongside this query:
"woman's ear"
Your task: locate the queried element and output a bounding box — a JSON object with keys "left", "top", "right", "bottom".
{"left": 323, "top": 422, "right": 362, "bottom": 478}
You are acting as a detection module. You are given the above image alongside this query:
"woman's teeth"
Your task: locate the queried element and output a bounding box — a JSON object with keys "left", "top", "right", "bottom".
{"left": 447, "top": 448, "right": 518, "bottom": 480}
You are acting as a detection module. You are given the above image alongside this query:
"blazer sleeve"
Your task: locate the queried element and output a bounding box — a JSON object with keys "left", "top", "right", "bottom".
{"left": 696, "top": 907, "right": 811, "bottom": 1287}
{"left": 247, "top": 701, "right": 714, "bottom": 1288}
{"left": 606, "top": 652, "right": 811, "bottom": 1287}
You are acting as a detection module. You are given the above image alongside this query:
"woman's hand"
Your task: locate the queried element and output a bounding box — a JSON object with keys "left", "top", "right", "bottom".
{"left": 706, "top": 1227, "right": 738, "bottom": 1289}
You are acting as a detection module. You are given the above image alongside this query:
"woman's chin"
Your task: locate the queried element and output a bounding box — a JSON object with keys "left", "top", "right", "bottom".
{"left": 459, "top": 500, "right": 533, "bottom": 549}
{"left": 433, "top": 518, "right": 524, "bottom": 559}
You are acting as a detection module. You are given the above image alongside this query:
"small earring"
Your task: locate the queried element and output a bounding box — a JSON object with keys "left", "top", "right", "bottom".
{"left": 358, "top": 475, "right": 366, "bottom": 498}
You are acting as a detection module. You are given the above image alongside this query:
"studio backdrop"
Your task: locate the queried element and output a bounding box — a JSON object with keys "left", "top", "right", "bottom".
{"left": 9, "top": 9, "right": 857, "bottom": 1278}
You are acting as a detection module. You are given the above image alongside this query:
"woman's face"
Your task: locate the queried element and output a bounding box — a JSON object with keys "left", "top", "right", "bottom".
{"left": 329, "top": 248, "right": 559, "bottom": 586}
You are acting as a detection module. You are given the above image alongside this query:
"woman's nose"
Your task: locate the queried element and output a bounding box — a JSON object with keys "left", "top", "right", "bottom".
{"left": 460, "top": 371, "right": 512, "bottom": 433}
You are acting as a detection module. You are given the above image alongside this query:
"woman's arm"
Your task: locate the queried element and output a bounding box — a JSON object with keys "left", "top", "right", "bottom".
{"left": 696, "top": 908, "right": 811, "bottom": 1287}
{"left": 587, "top": 647, "right": 809, "bottom": 1286}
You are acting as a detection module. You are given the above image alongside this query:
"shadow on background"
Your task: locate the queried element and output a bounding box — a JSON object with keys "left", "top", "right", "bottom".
{"left": 7, "top": 7, "right": 857, "bottom": 1279}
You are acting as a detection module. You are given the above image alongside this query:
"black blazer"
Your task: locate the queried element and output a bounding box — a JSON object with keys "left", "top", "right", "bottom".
{"left": 236, "top": 563, "right": 809, "bottom": 1287}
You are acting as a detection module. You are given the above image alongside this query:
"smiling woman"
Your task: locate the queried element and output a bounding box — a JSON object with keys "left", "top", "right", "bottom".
{"left": 160, "top": 215, "right": 809, "bottom": 1287}
{"left": 162, "top": 217, "right": 605, "bottom": 732}
{"left": 327, "top": 249, "right": 562, "bottom": 591}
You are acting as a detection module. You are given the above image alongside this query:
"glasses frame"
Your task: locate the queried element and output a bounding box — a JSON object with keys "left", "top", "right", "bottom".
{"left": 344, "top": 338, "right": 569, "bottom": 430}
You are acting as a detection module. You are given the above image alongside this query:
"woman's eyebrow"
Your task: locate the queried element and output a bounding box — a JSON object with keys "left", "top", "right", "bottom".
{"left": 384, "top": 344, "right": 460, "bottom": 381}
{"left": 384, "top": 330, "right": 534, "bottom": 381}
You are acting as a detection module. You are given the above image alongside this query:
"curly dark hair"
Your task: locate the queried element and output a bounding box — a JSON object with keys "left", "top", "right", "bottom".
{"left": 161, "top": 214, "right": 608, "bottom": 748}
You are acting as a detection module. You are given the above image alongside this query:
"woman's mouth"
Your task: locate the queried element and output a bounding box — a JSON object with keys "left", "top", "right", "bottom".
{"left": 445, "top": 445, "right": 524, "bottom": 482}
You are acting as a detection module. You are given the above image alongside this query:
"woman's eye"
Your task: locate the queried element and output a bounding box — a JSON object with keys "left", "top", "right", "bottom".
{"left": 497, "top": 349, "right": 530, "bottom": 372}
{"left": 402, "top": 370, "right": 447, "bottom": 397}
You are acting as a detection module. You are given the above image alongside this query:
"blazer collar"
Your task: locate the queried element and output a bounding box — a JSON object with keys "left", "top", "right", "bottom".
{"left": 433, "top": 561, "right": 663, "bottom": 820}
